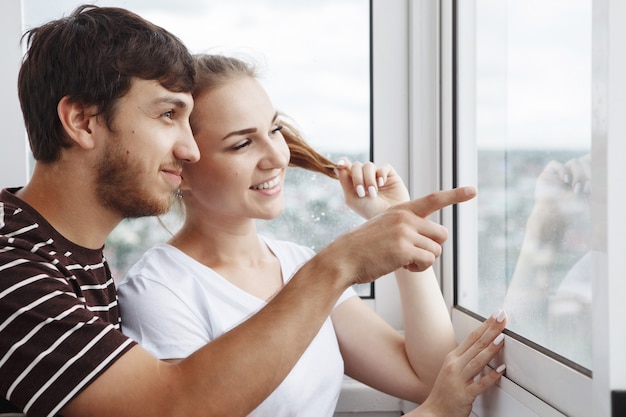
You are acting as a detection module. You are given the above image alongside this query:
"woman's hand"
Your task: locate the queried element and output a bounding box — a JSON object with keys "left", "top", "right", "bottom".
{"left": 335, "top": 158, "right": 410, "bottom": 219}
{"left": 408, "top": 310, "right": 508, "bottom": 417}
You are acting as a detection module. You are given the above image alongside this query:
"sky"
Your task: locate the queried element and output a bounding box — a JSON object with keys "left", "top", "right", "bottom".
{"left": 468, "top": 0, "right": 592, "bottom": 151}
{"left": 23, "top": 0, "right": 371, "bottom": 155}
{"left": 23, "top": 0, "right": 593, "bottom": 153}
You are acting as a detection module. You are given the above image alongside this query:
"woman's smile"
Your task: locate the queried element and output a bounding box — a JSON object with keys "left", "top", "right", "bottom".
{"left": 250, "top": 176, "right": 281, "bottom": 191}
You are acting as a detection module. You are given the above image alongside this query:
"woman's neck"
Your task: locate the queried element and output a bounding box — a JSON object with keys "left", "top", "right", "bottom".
{"left": 170, "top": 219, "right": 283, "bottom": 300}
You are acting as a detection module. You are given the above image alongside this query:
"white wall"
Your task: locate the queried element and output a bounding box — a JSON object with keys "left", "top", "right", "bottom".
{"left": 0, "top": 2, "right": 29, "bottom": 188}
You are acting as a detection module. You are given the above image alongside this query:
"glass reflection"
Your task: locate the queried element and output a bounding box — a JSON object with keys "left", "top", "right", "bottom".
{"left": 457, "top": 0, "right": 592, "bottom": 369}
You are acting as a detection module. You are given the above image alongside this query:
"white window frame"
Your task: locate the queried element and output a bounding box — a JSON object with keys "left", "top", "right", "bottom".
{"left": 370, "top": 0, "right": 442, "bottom": 331}
{"left": 369, "top": 0, "right": 409, "bottom": 330}
{"left": 335, "top": 0, "right": 441, "bottom": 414}
{"left": 438, "top": 1, "right": 626, "bottom": 416}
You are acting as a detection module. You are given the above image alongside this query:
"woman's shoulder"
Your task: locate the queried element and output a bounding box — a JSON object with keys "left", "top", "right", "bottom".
{"left": 121, "top": 243, "right": 190, "bottom": 285}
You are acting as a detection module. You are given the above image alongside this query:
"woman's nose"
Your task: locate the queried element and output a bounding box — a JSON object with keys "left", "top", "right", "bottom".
{"left": 259, "top": 136, "right": 289, "bottom": 169}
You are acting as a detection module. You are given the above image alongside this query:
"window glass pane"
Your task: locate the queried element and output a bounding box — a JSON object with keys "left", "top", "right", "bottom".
{"left": 456, "top": 0, "right": 592, "bottom": 369}
{"left": 23, "top": 0, "right": 371, "bottom": 296}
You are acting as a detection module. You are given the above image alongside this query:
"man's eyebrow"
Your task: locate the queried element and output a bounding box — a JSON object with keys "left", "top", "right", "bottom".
{"left": 221, "top": 112, "right": 279, "bottom": 141}
{"left": 152, "top": 96, "right": 190, "bottom": 109}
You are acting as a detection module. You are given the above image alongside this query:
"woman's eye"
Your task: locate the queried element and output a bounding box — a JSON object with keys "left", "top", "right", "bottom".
{"left": 271, "top": 125, "right": 284, "bottom": 135}
{"left": 233, "top": 139, "right": 252, "bottom": 150}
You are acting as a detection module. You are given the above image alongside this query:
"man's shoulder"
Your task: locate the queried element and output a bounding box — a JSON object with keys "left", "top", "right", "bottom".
{"left": 0, "top": 188, "right": 54, "bottom": 280}
{"left": 1, "top": 187, "right": 45, "bottom": 240}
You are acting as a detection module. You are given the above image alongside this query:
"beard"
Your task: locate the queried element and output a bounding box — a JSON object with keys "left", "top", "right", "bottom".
{"left": 95, "top": 138, "right": 174, "bottom": 219}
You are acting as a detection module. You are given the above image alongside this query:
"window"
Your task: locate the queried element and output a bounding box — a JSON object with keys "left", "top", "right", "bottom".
{"left": 445, "top": 0, "right": 600, "bottom": 415}
{"left": 455, "top": 0, "right": 592, "bottom": 371}
{"left": 22, "top": 0, "right": 373, "bottom": 296}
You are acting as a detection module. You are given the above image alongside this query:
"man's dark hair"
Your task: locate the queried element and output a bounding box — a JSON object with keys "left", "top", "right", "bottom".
{"left": 18, "top": 4, "right": 195, "bottom": 162}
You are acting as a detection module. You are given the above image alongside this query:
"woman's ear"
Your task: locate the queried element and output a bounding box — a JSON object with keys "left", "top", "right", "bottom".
{"left": 57, "top": 96, "right": 97, "bottom": 150}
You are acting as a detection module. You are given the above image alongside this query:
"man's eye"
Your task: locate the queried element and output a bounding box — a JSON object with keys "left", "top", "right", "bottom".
{"left": 162, "top": 110, "right": 174, "bottom": 119}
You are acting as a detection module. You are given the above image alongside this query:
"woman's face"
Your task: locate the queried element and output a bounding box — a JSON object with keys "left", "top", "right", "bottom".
{"left": 183, "top": 76, "right": 290, "bottom": 222}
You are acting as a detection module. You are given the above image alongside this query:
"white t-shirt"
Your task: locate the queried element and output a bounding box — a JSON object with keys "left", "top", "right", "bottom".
{"left": 117, "top": 237, "right": 356, "bottom": 417}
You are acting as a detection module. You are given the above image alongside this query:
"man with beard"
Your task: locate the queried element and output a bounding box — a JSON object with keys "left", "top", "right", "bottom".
{"left": 0, "top": 4, "right": 506, "bottom": 417}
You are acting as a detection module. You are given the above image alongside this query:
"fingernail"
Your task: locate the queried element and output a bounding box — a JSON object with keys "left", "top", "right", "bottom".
{"left": 496, "top": 310, "right": 506, "bottom": 323}
{"left": 356, "top": 185, "right": 366, "bottom": 198}
{"left": 496, "top": 364, "right": 506, "bottom": 373}
{"left": 491, "top": 309, "right": 506, "bottom": 323}
{"left": 493, "top": 333, "right": 504, "bottom": 345}
{"left": 336, "top": 159, "right": 346, "bottom": 167}
{"left": 368, "top": 186, "right": 377, "bottom": 198}
{"left": 464, "top": 186, "right": 477, "bottom": 196}
{"left": 378, "top": 177, "right": 385, "bottom": 187}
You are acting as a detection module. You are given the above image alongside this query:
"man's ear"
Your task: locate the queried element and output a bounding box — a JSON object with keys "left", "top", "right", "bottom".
{"left": 57, "top": 96, "right": 98, "bottom": 150}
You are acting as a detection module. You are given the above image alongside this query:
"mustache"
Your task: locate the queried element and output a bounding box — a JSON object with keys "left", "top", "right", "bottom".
{"left": 160, "top": 160, "right": 185, "bottom": 172}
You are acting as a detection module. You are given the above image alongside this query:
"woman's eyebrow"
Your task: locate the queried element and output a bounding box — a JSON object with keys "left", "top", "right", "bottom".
{"left": 222, "top": 127, "right": 257, "bottom": 141}
{"left": 221, "top": 112, "right": 280, "bottom": 141}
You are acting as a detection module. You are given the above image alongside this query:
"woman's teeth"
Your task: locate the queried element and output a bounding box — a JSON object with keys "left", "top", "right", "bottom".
{"left": 252, "top": 177, "right": 279, "bottom": 190}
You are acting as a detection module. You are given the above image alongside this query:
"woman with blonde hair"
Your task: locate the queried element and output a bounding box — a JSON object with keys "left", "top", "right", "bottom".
{"left": 118, "top": 53, "right": 506, "bottom": 417}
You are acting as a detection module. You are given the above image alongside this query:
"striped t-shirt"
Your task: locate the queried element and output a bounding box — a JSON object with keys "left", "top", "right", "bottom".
{"left": 0, "top": 188, "right": 136, "bottom": 417}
